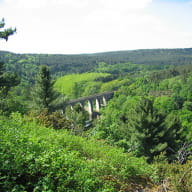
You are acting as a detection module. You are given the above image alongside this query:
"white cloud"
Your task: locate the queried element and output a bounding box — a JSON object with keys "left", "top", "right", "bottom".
{"left": 1, "top": 0, "right": 192, "bottom": 54}
{"left": 2, "top": 0, "right": 90, "bottom": 9}
{"left": 100, "top": 0, "right": 152, "bottom": 10}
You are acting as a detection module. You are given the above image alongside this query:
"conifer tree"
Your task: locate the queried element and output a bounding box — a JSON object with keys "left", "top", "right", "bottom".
{"left": 0, "top": 18, "right": 18, "bottom": 97}
{"left": 0, "top": 18, "right": 16, "bottom": 41}
{"left": 128, "top": 97, "right": 183, "bottom": 162}
{"left": 32, "top": 65, "right": 60, "bottom": 113}
{"left": 0, "top": 19, "right": 20, "bottom": 115}
{"left": 0, "top": 18, "right": 20, "bottom": 111}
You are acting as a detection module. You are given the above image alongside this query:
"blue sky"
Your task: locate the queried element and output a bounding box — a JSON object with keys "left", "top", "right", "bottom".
{"left": 1, "top": 0, "right": 192, "bottom": 54}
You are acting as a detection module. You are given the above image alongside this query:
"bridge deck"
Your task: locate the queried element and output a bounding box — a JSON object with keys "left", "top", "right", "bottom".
{"left": 66, "top": 91, "right": 114, "bottom": 105}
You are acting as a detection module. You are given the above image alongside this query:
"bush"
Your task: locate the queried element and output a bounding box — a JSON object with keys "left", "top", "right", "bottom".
{"left": 0, "top": 113, "right": 156, "bottom": 192}
{"left": 36, "top": 109, "right": 73, "bottom": 130}
{"left": 154, "top": 154, "right": 192, "bottom": 192}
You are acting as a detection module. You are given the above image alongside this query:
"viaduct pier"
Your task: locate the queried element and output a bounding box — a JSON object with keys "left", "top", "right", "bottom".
{"left": 65, "top": 91, "right": 114, "bottom": 119}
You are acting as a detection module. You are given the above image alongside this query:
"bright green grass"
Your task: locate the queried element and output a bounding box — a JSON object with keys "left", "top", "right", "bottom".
{"left": 55, "top": 73, "right": 109, "bottom": 95}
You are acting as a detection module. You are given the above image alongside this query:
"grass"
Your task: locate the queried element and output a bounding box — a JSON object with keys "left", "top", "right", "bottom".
{"left": 54, "top": 72, "right": 109, "bottom": 96}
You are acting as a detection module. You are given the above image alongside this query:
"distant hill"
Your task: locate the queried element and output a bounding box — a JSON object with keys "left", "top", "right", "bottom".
{"left": 1, "top": 48, "right": 192, "bottom": 82}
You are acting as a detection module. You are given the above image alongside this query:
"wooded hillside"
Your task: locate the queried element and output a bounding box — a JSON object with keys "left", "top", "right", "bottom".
{"left": 1, "top": 48, "right": 192, "bottom": 82}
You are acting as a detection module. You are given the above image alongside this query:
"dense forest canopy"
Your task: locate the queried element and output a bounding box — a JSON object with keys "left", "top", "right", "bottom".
{"left": 1, "top": 48, "right": 192, "bottom": 83}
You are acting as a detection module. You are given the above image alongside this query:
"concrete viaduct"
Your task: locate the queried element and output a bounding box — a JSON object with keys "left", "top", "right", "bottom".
{"left": 65, "top": 91, "right": 114, "bottom": 119}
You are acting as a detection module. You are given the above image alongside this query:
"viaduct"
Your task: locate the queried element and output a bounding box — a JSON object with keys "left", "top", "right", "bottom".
{"left": 65, "top": 91, "right": 114, "bottom": 119}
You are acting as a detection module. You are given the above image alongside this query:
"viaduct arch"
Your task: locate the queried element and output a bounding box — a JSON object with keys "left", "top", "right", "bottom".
{"left": 65, "top": 91, "right": 114, "bottom": 120}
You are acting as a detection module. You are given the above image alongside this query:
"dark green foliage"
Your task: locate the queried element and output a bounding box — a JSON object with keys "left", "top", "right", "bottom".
{"left": 0, "top": 20, "right": 19, "bottom": 97}
{"left": 127, "top": 98, "right": 184, "bottom": 161}
{"left": 0, "top": 20, "right": 21, "bottom": 115}
{"left": 95, "top": 96, "right": 185, "bottom": 162}
{"left": 0, "top": 18, "right": 16, "bottom": 41}
{"left": 0, "top": 64, "right": 20, "bottom": 96}
{"left": 127, "top": 98, "right": 167, "bottom": 159}
{"left": 32, "top": 65, "right": 61, "bottom": 113}
{"left": 0, "top": 95, "right": 26, "bottom": 115}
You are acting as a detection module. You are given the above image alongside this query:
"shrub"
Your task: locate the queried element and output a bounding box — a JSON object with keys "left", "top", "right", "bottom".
{"left": 36, "top": 109, "right": 73, "bottom": 130}
{"left": 0, "top": 113, "right": 157, "bottom": 192}
{"left": 154, "top": 154, "right": 192, "bottom": 192}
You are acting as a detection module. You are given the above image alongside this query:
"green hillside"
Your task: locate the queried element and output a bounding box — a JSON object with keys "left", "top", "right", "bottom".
{"left": 55, "top": 73, "right": 109, "bottom": 98}
{"left": 1, "top": 48, "right": 192, "bottom": 191}
{"left": 1, "top": 48, "right": 192, "bottom": 83}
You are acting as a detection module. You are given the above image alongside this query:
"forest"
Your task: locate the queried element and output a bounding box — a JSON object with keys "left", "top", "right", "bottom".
{"left": 1, "top": 19, "right": 192, "bottom": 191}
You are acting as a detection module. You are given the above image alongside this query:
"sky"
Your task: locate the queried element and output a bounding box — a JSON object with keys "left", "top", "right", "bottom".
{"left": 1, "top": 0, "right": 192, "bottom": 54}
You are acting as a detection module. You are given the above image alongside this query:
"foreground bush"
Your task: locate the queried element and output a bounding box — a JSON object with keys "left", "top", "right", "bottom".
{"left": 154, "top": 154, "right": 192, "bottom": 192}
{"left": 0, "top": 113, "right": 156, "bottom": 192}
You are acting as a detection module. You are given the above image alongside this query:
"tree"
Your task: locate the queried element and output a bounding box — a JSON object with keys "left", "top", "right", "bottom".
{"left": 65, "top": 103, "right": 89, "bottom": 134}
{"left": 0, "top": 19, "right": 20, "bottom": 115}
{"left": 0, "top": 63, "right": 20, "bottom": 96}
{"left": 0, "top": 19, "right": 18, "bottom": 97}
{"left": 0, "top": 18, "right": 16, "bottom": 41}
{"left": 128, "top": 97, "right": 184, "bottom": 162}
{"left": 32, "top": 65, "right": 61, "bottom": 113}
